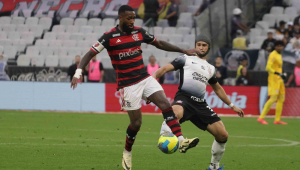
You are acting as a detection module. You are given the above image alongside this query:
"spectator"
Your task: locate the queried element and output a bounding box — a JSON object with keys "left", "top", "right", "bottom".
{"left": 143, "top": 0, "right": 159, "bottom": 26}
{"left": 87, "top": 56, "right": 104, "bottom": 83}
{"left": 286, "top": 59, "right": 300, "bottom": 87}
{"left": 233, "top": 30, "right": 248, "bottom": 50}
{"left": 231, "top": 8, "right": 250, "bottom": 40}
{"left": 294, "top": 23, "right": 300, "bottom": 32}
{"left": 0, "top": 54, "right": 9, "bottom": 80}
{"left": 261, "top": 30, "right": 276, "bottom": 52}
{"left": 293, "top": 11, "right": 300, "bottom": 26}
{"left": 287, "top": 21, "right": 294, "bottom": 38}
{"left": 214, "top": 57, "right": 227, "bottom": 85}
{"left": 275, "top": 20, "right": 288, "bottom": 40}
{"left": 236, "top": 67, "right": 251, "bottom": 86}
{"left": 68, "top": 55, "right": 82, "bottom": 82}
{"left": 147, "top": 55, "right": 164, "bottom": 83}
{"left": 193, "top": 0, "right": 216, "bottom": 16}
{"left": 290, "top": 30, "right": 300, "bottom": 48}
{"left": 236, "top": 57, "right": 248, "bottom": 78}
{"left": 165, "top": 0, "right": 179, "bottom": 27}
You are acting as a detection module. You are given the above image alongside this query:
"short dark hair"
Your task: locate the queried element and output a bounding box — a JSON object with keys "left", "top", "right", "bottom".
{"left": 118, "top": 5, "right": 134, "bottom": 15}
{"left": 275, "top": 40, "right": 284, "bottom": 46}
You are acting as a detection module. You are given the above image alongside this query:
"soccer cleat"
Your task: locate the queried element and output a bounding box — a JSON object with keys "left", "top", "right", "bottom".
{"left": 122, "top": 150, "right": 132, "bottom": 170}
{"left": 207, "top": 164, "right": 225, "bottom": 170}
{"left": 178, "top": 137, "right": 199, "bottom": 153}
{"left": 274, "top": 120, "right": 288, "bottom": 125}
{"left": 257, "top": 118, "right": 268, "bottom": 125}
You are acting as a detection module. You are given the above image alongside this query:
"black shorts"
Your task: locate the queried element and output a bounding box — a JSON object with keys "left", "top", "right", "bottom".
{"left": 172, "top": 90, "right": 221, "bottom": 131}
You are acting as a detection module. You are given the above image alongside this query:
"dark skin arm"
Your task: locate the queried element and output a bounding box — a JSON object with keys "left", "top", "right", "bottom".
{"left": 71, "top": 50, "right": 95, "bottom": 89}
{"left": 150, "top": 39, "right": 200, "bottom": 55}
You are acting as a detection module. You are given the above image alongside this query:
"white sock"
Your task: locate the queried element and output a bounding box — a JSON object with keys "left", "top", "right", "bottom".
{"left": 160, "top": 121, "right": 184, "bottom": 143}
{"left": 209, "top": 140, "right": 226, "bottom": 170}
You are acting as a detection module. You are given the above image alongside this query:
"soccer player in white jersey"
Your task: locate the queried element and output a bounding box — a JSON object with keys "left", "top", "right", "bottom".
{"left": 152, "top": 35, "right": 244, "bottom": 170}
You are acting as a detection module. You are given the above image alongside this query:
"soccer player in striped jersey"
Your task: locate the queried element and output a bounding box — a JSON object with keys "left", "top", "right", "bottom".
{"left": 71, "top": 5, "right": 201, "bottom": 170}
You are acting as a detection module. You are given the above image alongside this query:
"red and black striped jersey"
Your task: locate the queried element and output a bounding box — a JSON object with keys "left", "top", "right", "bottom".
{"left": 90, "top": 25, "right": 156, "bottom": 88}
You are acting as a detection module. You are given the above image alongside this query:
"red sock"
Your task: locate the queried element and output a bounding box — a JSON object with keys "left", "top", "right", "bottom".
{"left": 162, "top": 107, "right": 182, "bottom": 137}
{"left": 125, "top": 124, "right": 139, "bottom": 151}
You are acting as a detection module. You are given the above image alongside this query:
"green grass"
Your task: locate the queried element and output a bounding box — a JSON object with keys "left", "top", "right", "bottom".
{"left": 0, "top": 110, "right": 299, "bottom": 170}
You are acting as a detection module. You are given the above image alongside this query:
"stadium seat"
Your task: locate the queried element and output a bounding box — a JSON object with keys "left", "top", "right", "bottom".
{"left": 68, "top": 47, "right": 82, "bottom": 56}
{"left": 262, "top": 14, "right": 277, "bottom": 28}
{"left": 270, "top": 6, "right": 284, "bottom": 15}
{"left": 248, "top": 43, "right": 261, "bottom": 49}
{"left": 147, "top": 45, "right": 156, "bottom": 50}
{"left": 35, "top": 39, "right": 49, "bottom": 47}
{"left": 26, "top": 46, "right": 40, "bottom": 56}
{"left": 66, "top": 25, "right": 79, "bottom": 33}
{"left": 102, "top": 18, "right": 115, "bottom": 27}
{"left": 44, "top": 32, "right": 57, "bottom": 40}
{"left": 176, "top": 27, "right": 190, "bottom": 35}
{"left": 45, "top": 55, "right": 59, "bottom": 67}
{"left": 31, "top": 55, "right": 44, "bottom": 66}
{"left": 11, "top": 17, "right": 25, "bottom": 25}
{"left": 101, "top": 58, "right": 113, "bottom": 69}
{"left": 28, "top": 25, "right": 44, "bottom": 38}
{"left": 177, "top": 19, "right": 193, "bottom": 28}
{"left": 175, "top": 42, "right": 190, "bottom": 49}
{"left": 17, "top": 55, "right": 31, "bottom": 66}
{"left": 183, "top": 34, "right": 196, "bottom": 44}
{"left": 48, "top": 40, "right": 63, "bottom": 47}
{"left": 60, "top": 18, "right": 74, "bottom": 26}
{"left": 0, "top": 46, "right": 3, "bottom": 54}
{"left": 74, "top": 18, "right": 88, "bottom": 27}
{"left": 62, "top": 40, "right": 77, "bottom": 47}
{"left": 158, "top": 58, "right": 173, "bottom": 67}
{"left": 3, "top": 46, "right": 17, "bottom": 59}
{"left": 168, "top": 34, "right": 183, "bottom": 42}
{"left": 40, "top": 47, "right": 54, "bottom": 57}
{"left": 13, "top": 39, "right": 27, "bottom": 52}
{"left": 16, "top": 25, "right": 30, "bottom": 33}
{"left": 77, "top": 40, "right": 91, "bottom": 49}
{"left": 0, "top": 16, "right": 11, "bottom": 25}
{"left": 2, "top": 25, "right": 16, "bottom": 32}
{"left": 0, "top": 32, "right": 7, "bottom": 39}
{"left": 285, "top": 6, "right": 297, "bottom": 15}
{"left": 70, "top": 33, "right": 84, "bottom": 41}
{"left": 57, "top": 47, "right": 68, "bottom": 56}
{"left": 157, "top": 19, "right": 169, "bottom": 28}
{"left": 52, "top": 25, "right": 66, "bottom": 33}
{"left": 81, "top": 47, "right": 89, "bottom": 56}
{"left": 249, "top": 28, "right": 262, "bottom": 43}
{"left": 179, "top": 12, "right": 192, "bottom": 21}
{"left": 38, "top": 17, "right": 52, "bottom": 31}
{"left": 156, "top": 34, "right": 168, "bottom": 41}
{"left": 25, "top": 17, "right": 39, "bottom": 25}
{"left": 166, "top": 52, "right": 181, "bottom": 60}
{"left": 56, "top": 32, "right": 71, "bottom": 40}
{"left": 80, "top": 26, "right": 93, "bottom": 34}
{"left": 255, "top": 21, "right": 269, "bottom": 30}
{"left": 21, "top": 32, "right": 34, "bottom": 44}
{"left": 135, "top": 19, "right": 143, "bottom": 27}
{"left": 93, "top": 26, "right": 107, "bottom": 36}
{"left": 152, "top": 49, "right": 167, "bottom": 58}
{"left": 88, "top": 18, "right": 102, "bottom": 26}
{"left": 163, "top": 27, "right": 177, "bottom": 34}
{"left": 0, "top": 39, "right": 12, "bottom": 46}
{"left": 254, "top": 36, "right": 267, "bottom": 46}
{"left": 59, "top": 55, "right": 73, "bottom": 67}
{"left": 276, "top": 14, "right": 290, "bottom": 26}
{"left": 8, "top": 32, "right": 21, "bottom": 40}
{"left": 187, "top": 6, "right": 199, "bottom": 14}
{"left": 153, "top": 26, "right": 163, "bottom": 35}
{"left": 84, "top": 33, "right": 97, "bottom": 41}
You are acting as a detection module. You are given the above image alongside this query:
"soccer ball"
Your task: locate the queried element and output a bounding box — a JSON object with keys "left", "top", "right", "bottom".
{"left": 157, "top": 131, "right": 179, "bottom": 154}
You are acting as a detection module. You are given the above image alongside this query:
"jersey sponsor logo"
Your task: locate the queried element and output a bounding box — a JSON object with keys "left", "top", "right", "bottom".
{"left": 116, "top": 39, "right": 121, "bottom": 43}
{"left": 176, "top": 100, "right": 183, "bottom": 104}
{"left": 191, "top": 96, "right": 205, "bottom": 103}
{"left": 118, "top": 47, "right": 141, "bottom": 59}
{"left": 112, "top": 33, "right": 120, "bottom": 37}
{"left": 132, "top": 34, "right": 139, "bottom": 41}
{"left": 192, "top": 72, "right": 208, "bottom": 83}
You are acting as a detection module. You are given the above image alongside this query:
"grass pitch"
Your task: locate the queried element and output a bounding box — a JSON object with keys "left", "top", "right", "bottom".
{"left": 0, "top": 110, "right": 299, "bottom": 170}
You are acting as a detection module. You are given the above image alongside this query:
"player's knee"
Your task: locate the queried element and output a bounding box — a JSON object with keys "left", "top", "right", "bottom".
{"left": 278, "top": 95, "right": 285, "bottom": 103}
{"left": 131, "top": 119, "right": 142, "bottom": 129}
{"left": 217, "top": 131, "right": 228, "bottom": 143}
{"left": 269, "top": 95, "right": 278, "bottom": 103}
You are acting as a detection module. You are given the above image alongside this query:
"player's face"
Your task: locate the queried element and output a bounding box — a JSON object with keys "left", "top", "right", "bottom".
{"left": 75, "top": 56, "right": 80, "bottom": 64}
{"left": 120, "top": 11, "right": 136, "bottom": 33}
{"left": 275, "top": 45, "right": 284, "bottom": 52}
{"left": 195, "top": 41, "right": 209, "bottom": 55}
{"left": 92, "top": 56, "right": 96, "bottom": 61}
{"left": 149, "top": 56, "right": 156, "bottom": 65}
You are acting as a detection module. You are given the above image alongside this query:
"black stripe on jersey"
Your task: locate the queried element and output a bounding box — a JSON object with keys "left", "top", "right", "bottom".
{"left": 118, "top": 67, "right": 147, "bottom": 79}
{"left": 106, "top": 41, "right": 142, "bottom": 51}
{"left": 115, "top": 59, "right": 144, "bottom": 70}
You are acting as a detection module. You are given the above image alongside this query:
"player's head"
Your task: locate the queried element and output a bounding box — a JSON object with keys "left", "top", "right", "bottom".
{"left": 274, "top": 40, "right": 284, "bottom": 53}
{"left": 294, "top": 30, "right": 300, "bottom": 38}
{"left": 75, "top": 55, "right": 81, "bottom": 64}
{"left": 279, "top": 20, "right": 286, "bottom": 28}
{"left": 267, "top": 30, "right": 273, "bottom": 39}
{"left": 195, "top": 34, "right": 211, "bottom": 58}
{"left": 118, "top": 5, "right": 135, "bottom": 33}
{"left": 149, "top": 55, "right": 156, "bottom": 65}
{"left": 233, "top": 8, "right": 242, "bottom": 16}
{"left": 296, "top": 59, "right": 300, "bottom": 67}
{"left": 241, "top": 67, "right": 248, "bottom": 76}
{"left": 92, "top": 56, "right": 97, "bottom": 61}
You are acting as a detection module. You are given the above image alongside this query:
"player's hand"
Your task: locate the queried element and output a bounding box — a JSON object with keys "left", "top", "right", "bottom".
{"left": 70, "top": 75, "right": 82, "bottom": 90}
{"left": 275, "top": 72, "right": 287, "bottom": 80}
{"left": 182, "top": 48, "right": 201, "bottom": 56}
{"left": 232, "top": 106, "right": 244, "bottom": 117}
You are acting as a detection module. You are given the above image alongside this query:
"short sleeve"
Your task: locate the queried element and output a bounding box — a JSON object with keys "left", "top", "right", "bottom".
{"left": 90, "top": 33, "right": 109, "bottom": 54}
{"left": 171, "top": 55, "right": 186, "bottom": 70}
{"left": 208, "top": 68, "right": 218, "bottom": 84}
{"left": 140, "top": 28, "right": 156, "bottom": 44}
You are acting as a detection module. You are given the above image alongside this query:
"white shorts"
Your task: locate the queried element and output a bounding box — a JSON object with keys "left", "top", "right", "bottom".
{"left": 119, "top": 76, "right": 163, "bottom": 111}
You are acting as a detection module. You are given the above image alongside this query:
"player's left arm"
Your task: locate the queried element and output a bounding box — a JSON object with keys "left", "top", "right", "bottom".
{"left": 208, "top": 70, "right": 244, "bottom": 117}
{"left": 153, "top": 64, "right": 175, "bottom": 79}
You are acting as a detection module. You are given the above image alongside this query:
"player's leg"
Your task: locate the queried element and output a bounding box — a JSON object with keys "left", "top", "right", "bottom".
{"left": 274, "top": 82, "right": 287, "bottom": 124}
{"left": 258, "top": 95, "right": 278, "bottom": 124}
{"left": 160, "top": 105, "right": 184, "bottom": 135}
{"left": 206, "top": 121, "right": 228, "bottom": 170}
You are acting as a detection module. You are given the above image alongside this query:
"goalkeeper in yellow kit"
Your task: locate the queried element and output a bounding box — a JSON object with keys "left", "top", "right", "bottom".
{"left": 257, "top": 40, "right": 288, "bottom": 125}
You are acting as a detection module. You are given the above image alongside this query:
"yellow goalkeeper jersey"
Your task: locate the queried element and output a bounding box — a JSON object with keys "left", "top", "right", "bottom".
{"left": 266, "top": 50, "right": 283, "bottom": 82}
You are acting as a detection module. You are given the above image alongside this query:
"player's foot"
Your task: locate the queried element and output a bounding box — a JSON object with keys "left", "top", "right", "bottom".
{"left": 274, "top": 120, "right": 288, "bottom": 125}
{"left": 257, "top": 118, "right": 268, "bottom": 125}
{"left": 122, "top": 149, "right": 132, "bottom": 170}
{"left": 179, "top": 137, "right": 199, "bottom": 153}
{"left": 207, "top": 164, "right": 225, "bottom": 170}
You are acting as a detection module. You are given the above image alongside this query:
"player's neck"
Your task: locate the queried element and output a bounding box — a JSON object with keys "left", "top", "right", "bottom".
{"left": 197, "top": 55, "right": 207, "bottom": 60}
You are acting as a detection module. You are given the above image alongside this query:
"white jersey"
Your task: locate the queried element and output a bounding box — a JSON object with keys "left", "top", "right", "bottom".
{"left": 171, "top": 54, "right": 217, "bottom": 99}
